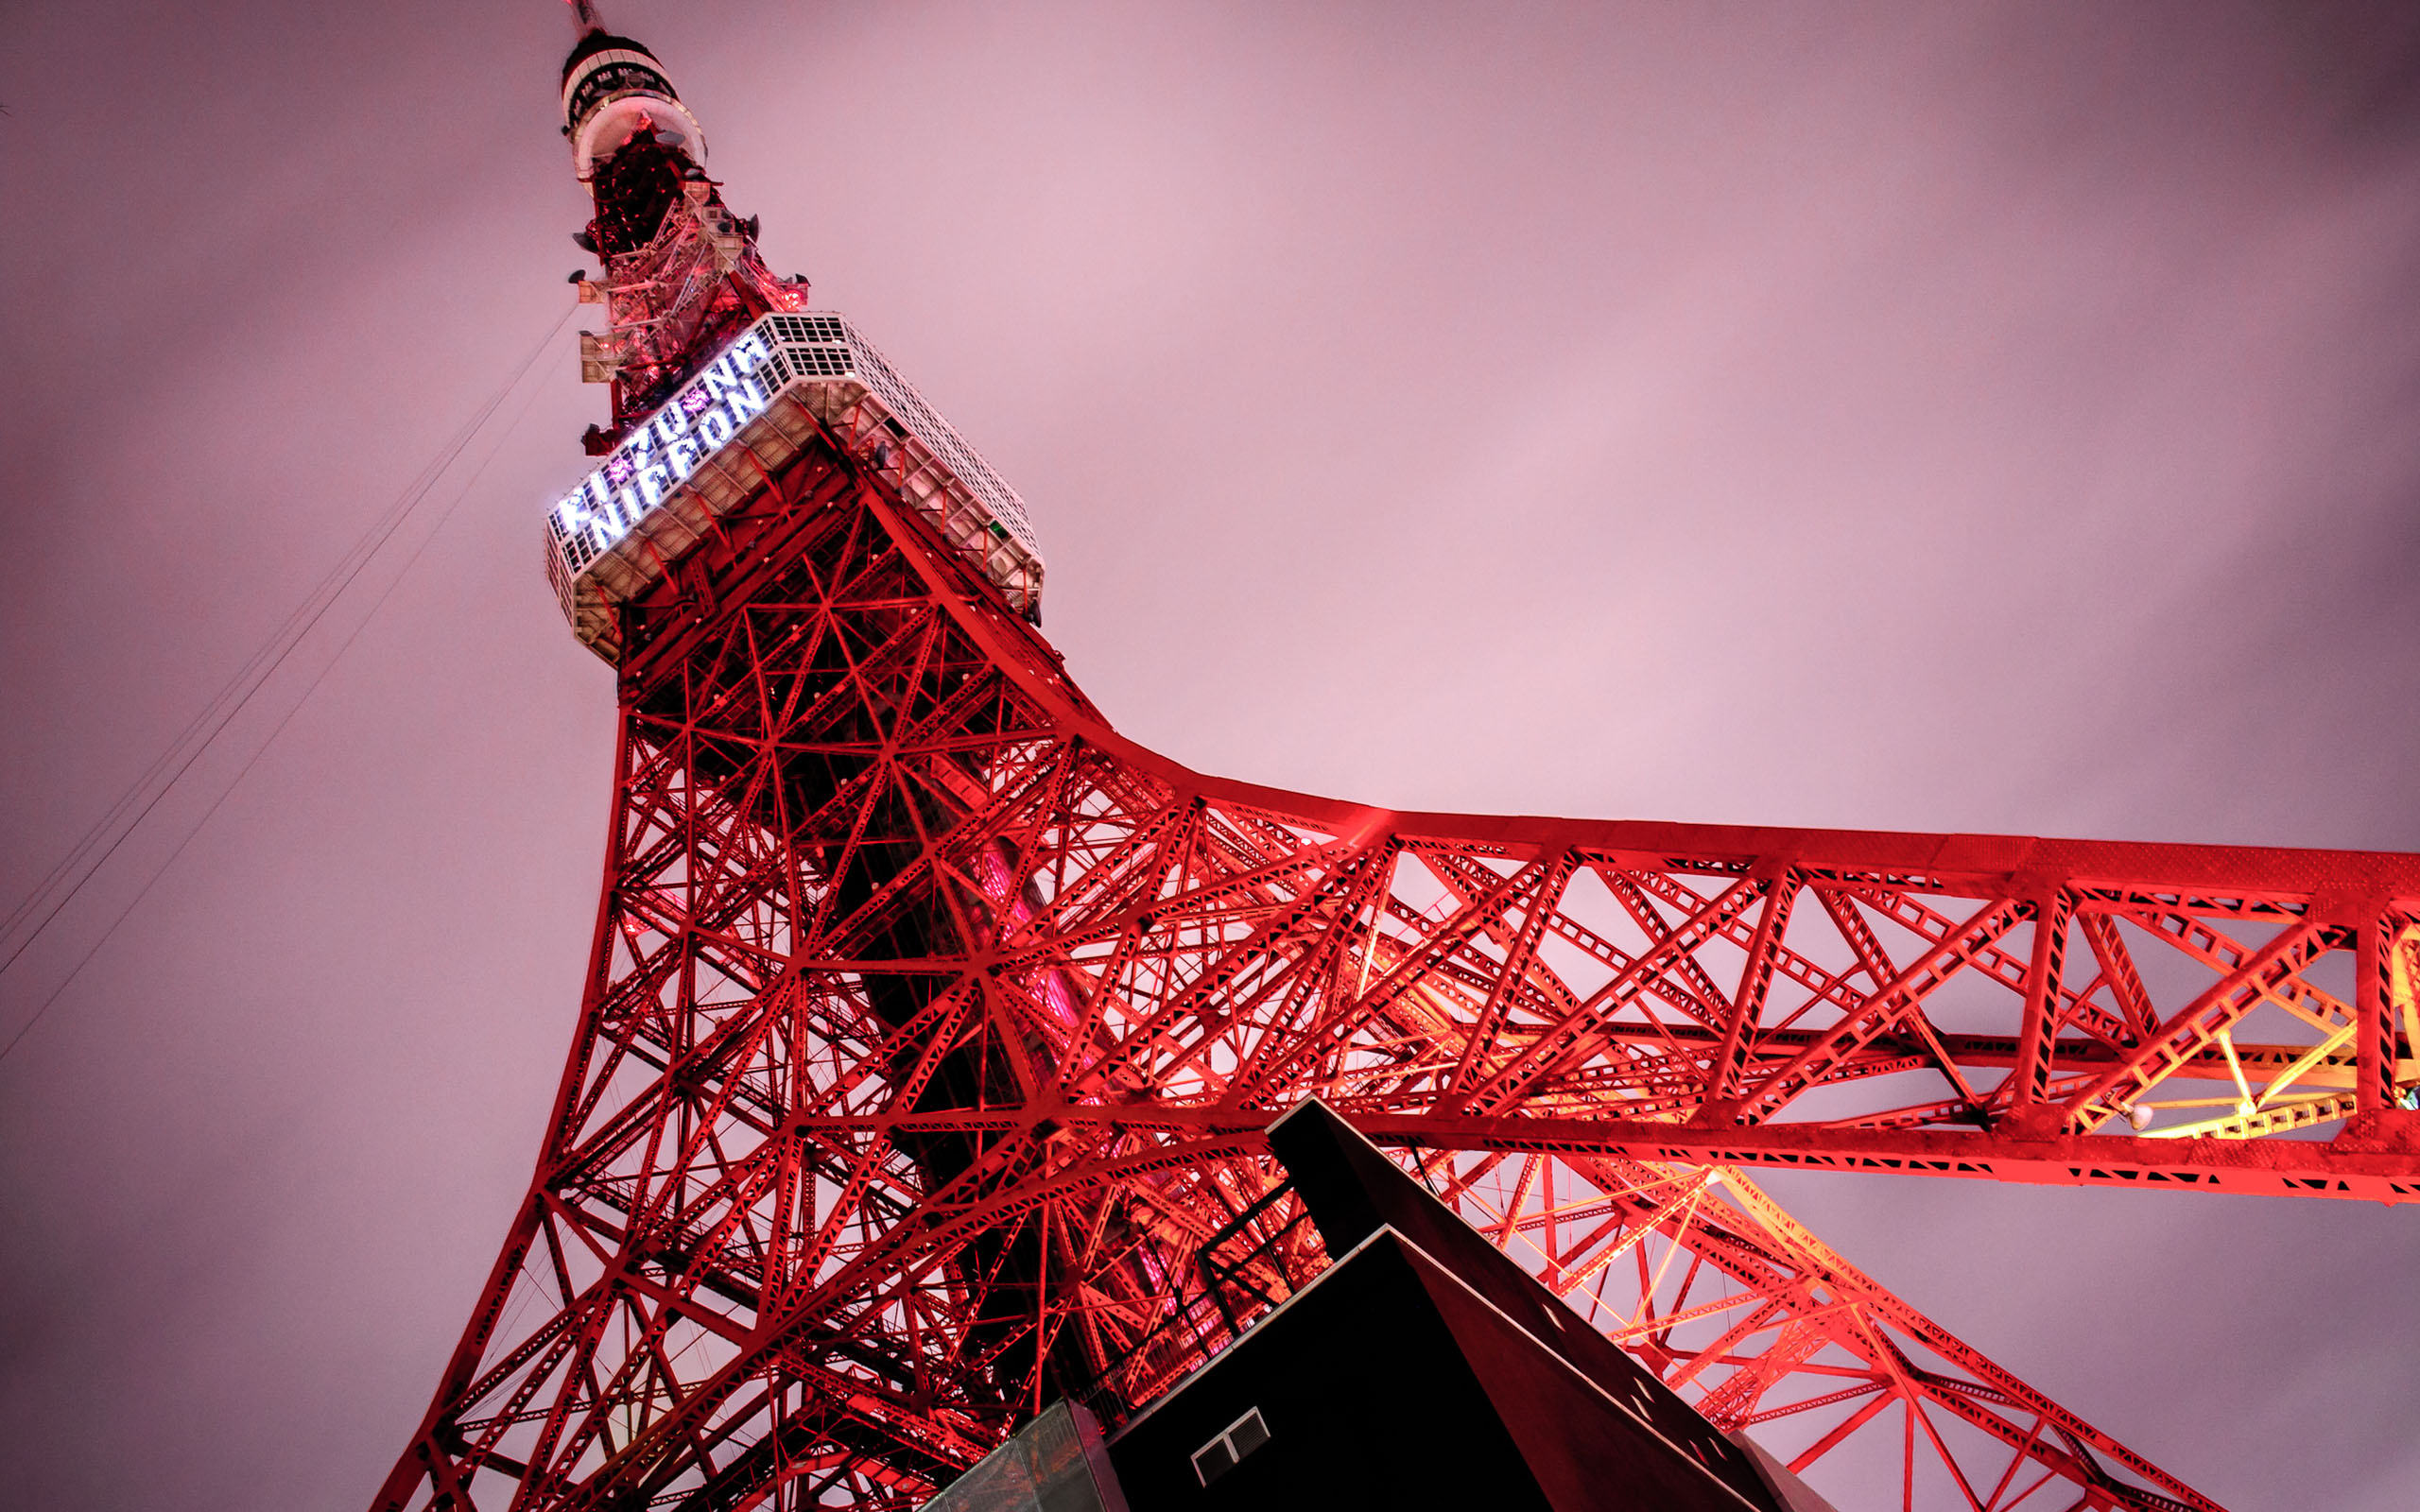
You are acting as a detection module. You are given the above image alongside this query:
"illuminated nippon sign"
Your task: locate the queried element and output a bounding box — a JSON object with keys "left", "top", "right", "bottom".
{"left": 547, "top": 329, "right": 776, "bottom": 572}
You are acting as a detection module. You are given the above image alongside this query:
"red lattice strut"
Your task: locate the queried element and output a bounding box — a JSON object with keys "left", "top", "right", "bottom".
{"left": 375, "top": 26, "right": 2420, "bottom": 1507}
{"left": 372, "top": 440, "right": 2420, "bottom": 1512}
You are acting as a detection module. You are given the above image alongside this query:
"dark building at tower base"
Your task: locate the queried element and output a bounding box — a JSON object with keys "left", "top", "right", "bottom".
{"left": 920, "top": 1102, "right": 1839, "bottom": 1512}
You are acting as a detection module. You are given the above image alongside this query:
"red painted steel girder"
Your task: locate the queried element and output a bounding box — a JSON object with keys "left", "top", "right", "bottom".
{"left": 374, "top": 28, "right": 2420, "bottom": 1506}
{"left": 372, "top": 421, "right": 2420, "bottom": 1512}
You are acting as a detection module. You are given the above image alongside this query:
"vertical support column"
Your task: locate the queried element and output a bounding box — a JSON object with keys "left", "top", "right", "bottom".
{"left": 2008, "top": 886, "right": 2070, "bottom": 1112}
{"left": 2355, "top": 905, "right": 2395, "bottom": 1115}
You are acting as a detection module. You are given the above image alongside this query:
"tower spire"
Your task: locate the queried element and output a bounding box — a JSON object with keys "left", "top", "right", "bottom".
{"left": 557, "top": 16, "right": 802, "bottom": 445}
{"left": 559, "top": 17, "right": 704, "bottom": 187}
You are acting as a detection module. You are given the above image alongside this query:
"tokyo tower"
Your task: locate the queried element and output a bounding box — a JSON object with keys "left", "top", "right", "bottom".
{"left": 373, "top": 15, "right": 2420, "bottom": 1511}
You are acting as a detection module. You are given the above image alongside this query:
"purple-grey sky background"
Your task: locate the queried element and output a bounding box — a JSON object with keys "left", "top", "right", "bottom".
{"left": 5, "top": 2, "right": 2419, "bottom": 1506}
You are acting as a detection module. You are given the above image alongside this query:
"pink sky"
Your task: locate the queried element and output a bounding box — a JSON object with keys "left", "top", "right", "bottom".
{"left": 4, "top": 2, "right": 2419, "bottom": 1506}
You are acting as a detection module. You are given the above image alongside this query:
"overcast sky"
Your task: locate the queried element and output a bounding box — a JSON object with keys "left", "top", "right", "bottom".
{"left": 5, "top": 2, "right": 2420, "bottom": 1507}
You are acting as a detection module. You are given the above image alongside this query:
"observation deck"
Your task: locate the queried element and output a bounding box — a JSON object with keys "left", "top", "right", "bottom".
{"left": 544, "top": 311, "right": 1045, "bottom": 662}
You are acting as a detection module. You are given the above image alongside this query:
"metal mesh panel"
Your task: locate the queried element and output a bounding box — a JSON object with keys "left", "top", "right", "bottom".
{"left": 761, "top": 313, "right": 1044, "bottom": 558}
{"left": 844, "top": 329, "right": 1041, "bottom": 555}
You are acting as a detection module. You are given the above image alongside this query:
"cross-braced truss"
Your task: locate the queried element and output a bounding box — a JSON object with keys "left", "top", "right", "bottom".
{"left": 372, "top": 407, "right": 2420, "bottom": 1512}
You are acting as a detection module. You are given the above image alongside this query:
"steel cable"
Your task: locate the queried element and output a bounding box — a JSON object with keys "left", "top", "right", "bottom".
{"left": 0, "top": 305, "right": 576, "bottom": 1064}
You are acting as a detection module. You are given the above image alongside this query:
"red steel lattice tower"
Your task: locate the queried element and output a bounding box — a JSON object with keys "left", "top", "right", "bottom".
{"left": 375, "top": 19, "right": 2420, "bottom": 1512}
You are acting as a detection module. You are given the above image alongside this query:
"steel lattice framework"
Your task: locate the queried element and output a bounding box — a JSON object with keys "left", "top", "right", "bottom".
{"left": 374, "top": 20, "right": 2420, "bottom": 1512}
